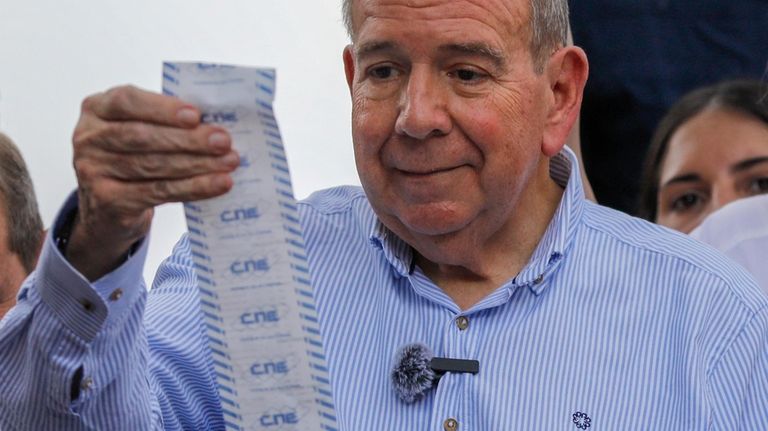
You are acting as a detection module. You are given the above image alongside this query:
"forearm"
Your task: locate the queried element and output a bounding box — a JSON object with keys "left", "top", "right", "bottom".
{"left": 0, "top": 198, "right": 159, "bottom": 430}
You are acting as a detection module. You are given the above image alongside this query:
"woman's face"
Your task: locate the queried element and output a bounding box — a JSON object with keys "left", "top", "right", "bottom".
{"left": 656, "top": 107, "right": 768, "bottom": 233}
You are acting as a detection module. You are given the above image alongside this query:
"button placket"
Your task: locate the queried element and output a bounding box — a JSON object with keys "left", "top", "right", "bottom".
{"left": 438, "top": 309, "right": 475, "bottom": 431}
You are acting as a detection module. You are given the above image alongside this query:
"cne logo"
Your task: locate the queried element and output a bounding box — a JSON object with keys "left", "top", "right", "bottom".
{"left": 201, "top": 110, "right": 238, "bottom": 124}
{"left": 220, "top": 206, "right": 260, "bottom": 223}
{"left": 260, "top": 411, "right": 299, "bottom": 427}
{"left": 250, "top": 360, "right": 289, "bottom": 377}
{"left": 230, "top": 258, "right": 270, "bottom": 275}
{"left": 240, "top": 308, "right": 279, "bottom": 325}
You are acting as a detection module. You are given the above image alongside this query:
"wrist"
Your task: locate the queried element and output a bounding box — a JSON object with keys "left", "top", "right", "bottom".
{"left": 67, "top": 221, "right": 138, "bottom": 282}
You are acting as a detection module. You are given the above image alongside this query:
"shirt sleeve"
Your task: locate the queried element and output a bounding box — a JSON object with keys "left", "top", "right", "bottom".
{"left": 708, "top": 306, "right": 768, "bottom": 430}
{"left": 0, "top": 194, "right": 221, "bottom": 430}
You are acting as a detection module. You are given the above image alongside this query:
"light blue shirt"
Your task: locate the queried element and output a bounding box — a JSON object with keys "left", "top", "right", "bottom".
{"left": 1, "top": 150, "right": 767, "bottom": 430}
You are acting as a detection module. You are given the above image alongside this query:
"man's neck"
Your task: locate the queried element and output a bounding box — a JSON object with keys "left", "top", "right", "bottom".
{"left": 416, "top": 163, "right": 565, "bottom": 310}
{"left": 0, "top": 295, "right": 16, "bottom": 320}
{"left": 0, "top": 254, "right": 28, "bottom": 320}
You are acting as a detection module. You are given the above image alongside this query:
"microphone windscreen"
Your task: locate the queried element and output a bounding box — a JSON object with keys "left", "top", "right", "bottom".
{"left": 391, "top": 343, "right": 436, "bottom": 404}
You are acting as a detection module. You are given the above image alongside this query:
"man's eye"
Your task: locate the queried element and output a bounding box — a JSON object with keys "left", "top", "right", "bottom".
{"left": 671, "top": 193, "right": 704, "bottom": 212}
{"left": 748, "top": 177, "right": 768, "bottom": 194}
{"left": 457, "top": 70, "right": 478, "bottom": 80}
{"left": 369, "top": 66, "right": 396, "bottom": 80}
{"left": 450, "top": 68, "right": 488, "bottom": 83}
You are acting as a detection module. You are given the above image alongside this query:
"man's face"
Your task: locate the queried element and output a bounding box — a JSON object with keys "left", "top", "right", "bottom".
{"left": 0, "top": 201, "right": 27, "bottom": 314}
{"left": 345, "top": 0, "right": 552, "bottom": 253}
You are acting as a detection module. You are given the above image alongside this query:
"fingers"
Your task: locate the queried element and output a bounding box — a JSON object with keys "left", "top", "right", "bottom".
{"left": 76, "top": 84, "right": 232, "bottom": 157}
{"left": 82, "top": 149, "right": 240, "bottom": 181}
{"left": 73, "top": 85, "right": 240, "bottom": 206}
{"left": 89, "top": 174, "right": 234, "bottom": 214}
{"left": 67, "top": 85, "right": 239, "bottom": 280}
{"left": 82, "top": 85, "right": 201, "bottom": 128}
{"left": 74, "top": 119, "right": 232, "bottom": 156}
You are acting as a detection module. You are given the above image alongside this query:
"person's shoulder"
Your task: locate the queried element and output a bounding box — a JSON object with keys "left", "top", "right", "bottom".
{"left": 298, "top": 185, "right": 369, "bottom": 215}
{"left": 297, "top": 186, "right": 376, "bottom": 239}
{"left": 580, "top": 201, "right": 768, "bottom": 312}
{"left": 580, "top": 200, "right": 731, "bottom": 264}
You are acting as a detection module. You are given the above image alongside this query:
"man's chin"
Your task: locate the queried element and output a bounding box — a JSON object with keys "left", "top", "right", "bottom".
{"left": 393, "top": 207, "right": 477, "bottom": 239}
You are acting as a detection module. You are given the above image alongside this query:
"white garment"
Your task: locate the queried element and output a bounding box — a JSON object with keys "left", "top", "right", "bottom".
{"left": 690, "top": 194, "right": 768, "bottom": 294}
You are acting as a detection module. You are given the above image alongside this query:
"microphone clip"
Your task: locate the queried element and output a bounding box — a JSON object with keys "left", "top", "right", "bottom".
{"left": 429, "top": 357, "right": 480, "bottom": 377}
{"left": 391, "top": 343, "right": 480, "bottom": 404}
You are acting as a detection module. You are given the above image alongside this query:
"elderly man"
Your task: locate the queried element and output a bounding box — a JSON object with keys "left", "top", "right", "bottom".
{"left": 0, "top": 132, "right": 43, "bottom": 319}
{"left": 0, "top": 0, "right": 766, "bottom": 430}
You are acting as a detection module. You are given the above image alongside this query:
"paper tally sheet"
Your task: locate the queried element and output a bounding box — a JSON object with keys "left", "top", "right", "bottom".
{"left": 162, "top": 62, "right": 337, "bottom": 431}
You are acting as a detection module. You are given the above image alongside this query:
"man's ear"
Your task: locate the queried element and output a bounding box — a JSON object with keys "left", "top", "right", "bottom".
{"left": 343, "top": 45, "right": 355, "bottom": 94}
{"left": 541, "top": 46, "right": 588, "bottom": 157}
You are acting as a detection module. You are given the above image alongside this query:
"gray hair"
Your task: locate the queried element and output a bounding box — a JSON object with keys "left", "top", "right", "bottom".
{"left": 341, "top": 0, "right": 569, "bottom": 72}
{"left": 0, "top": 132, "right": 43, "bottom": 273}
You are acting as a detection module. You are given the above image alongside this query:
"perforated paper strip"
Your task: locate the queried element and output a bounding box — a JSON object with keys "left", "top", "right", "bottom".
{"left": 163, "top": 62, "right": 337, "bottom": 431}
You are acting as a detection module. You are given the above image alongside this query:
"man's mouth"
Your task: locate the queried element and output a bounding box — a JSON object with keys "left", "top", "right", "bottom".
{"left": 397, "top": 165, "right": 463, "bottom": 176}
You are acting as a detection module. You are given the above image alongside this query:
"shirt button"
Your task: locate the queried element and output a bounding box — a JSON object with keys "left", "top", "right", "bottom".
{"left": 80, "top": 299, "right": 94, "bottom": 312}
{"left": 81, "top": 376, "right": 94, "bottom": 390}
{"left": 534, "top": 274, "right": 544, "bottom": 285}
{"left": 443, "top": 418, "right": 458, "bottom": 431}
{"left": 109, "top": 288, "right": 124, "bottom": 301}
{"left": 455, "top": 316, "right": 469, "bottom": 331}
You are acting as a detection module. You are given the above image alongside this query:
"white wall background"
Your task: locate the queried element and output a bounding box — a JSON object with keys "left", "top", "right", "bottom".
{"left": 0, "top": 0, "right": 358, "bottom": 284}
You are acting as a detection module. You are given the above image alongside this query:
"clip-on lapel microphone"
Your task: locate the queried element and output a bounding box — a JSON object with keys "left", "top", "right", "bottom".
{"left": 391, "top": 343, "right": 480, "bottom": 403}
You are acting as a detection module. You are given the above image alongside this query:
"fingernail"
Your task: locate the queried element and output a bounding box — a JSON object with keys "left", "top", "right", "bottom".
{"left": 214, "top": 175, "right": 232, "bottom": 190}
{"left": 222, "top": 152, "right": 240, "bottom": 167}
{"left": 208, "top": 132, "right": 230, "bottom": 150}
{"left": 177, "top": 108, "right": 199, "bottom": 125}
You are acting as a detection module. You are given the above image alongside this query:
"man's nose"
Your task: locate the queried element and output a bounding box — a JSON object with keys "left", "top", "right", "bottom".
{"left": 394, "top": 67, "right": 452, "bottom": 140}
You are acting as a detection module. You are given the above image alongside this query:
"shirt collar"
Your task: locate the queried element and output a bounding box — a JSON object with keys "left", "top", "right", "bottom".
{"left": 368, "top": 221, "right": 413, "bottom": 278}
{"left": 368, "top": 147, "right": 585, "bottom": 294}
{"left": 516, "top": 148, "right": 584, "bottom": 294}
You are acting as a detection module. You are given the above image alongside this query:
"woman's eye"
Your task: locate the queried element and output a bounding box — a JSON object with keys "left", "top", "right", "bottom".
{"left": 671, "top": 193, "right": 704, "bottom": 212}
{"left": 748, "top": 177, "right": 768, "bottom": 194}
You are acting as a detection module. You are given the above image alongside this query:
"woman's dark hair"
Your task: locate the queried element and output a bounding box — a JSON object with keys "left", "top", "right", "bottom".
{"left": 637, "top": 79, "right": 768, "bottom": 221}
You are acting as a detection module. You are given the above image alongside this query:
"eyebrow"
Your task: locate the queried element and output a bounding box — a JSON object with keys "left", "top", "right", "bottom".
{"left": 661, "top": 156, "right": 768, "bottom": 189}
{"left": 730, "top": 156, "right": 768, "bottom": 173}
{"left": 661, "top": 173, "right": 702, "bottom": 189}
{"left": 355, "top": 41, "right": 397, "bottom": 59}
{"left": 354, "top": 40, "right": 506, "bottom": 70}
{"left": 438, "top": 43, "right": 506, "bottom": 70}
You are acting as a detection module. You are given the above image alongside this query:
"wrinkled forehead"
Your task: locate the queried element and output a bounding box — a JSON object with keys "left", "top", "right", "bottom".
{"left": 349, "top": 0, "right": 532, "bottom": 44}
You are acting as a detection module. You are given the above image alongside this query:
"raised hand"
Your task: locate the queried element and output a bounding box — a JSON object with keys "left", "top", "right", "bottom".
{"left": 66, "top": 85, "right": 239, "bottom": 280}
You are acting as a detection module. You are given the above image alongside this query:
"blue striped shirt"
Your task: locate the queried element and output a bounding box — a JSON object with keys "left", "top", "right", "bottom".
{"left": 1, "top": 150, "right": 767, "bottom": 430}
